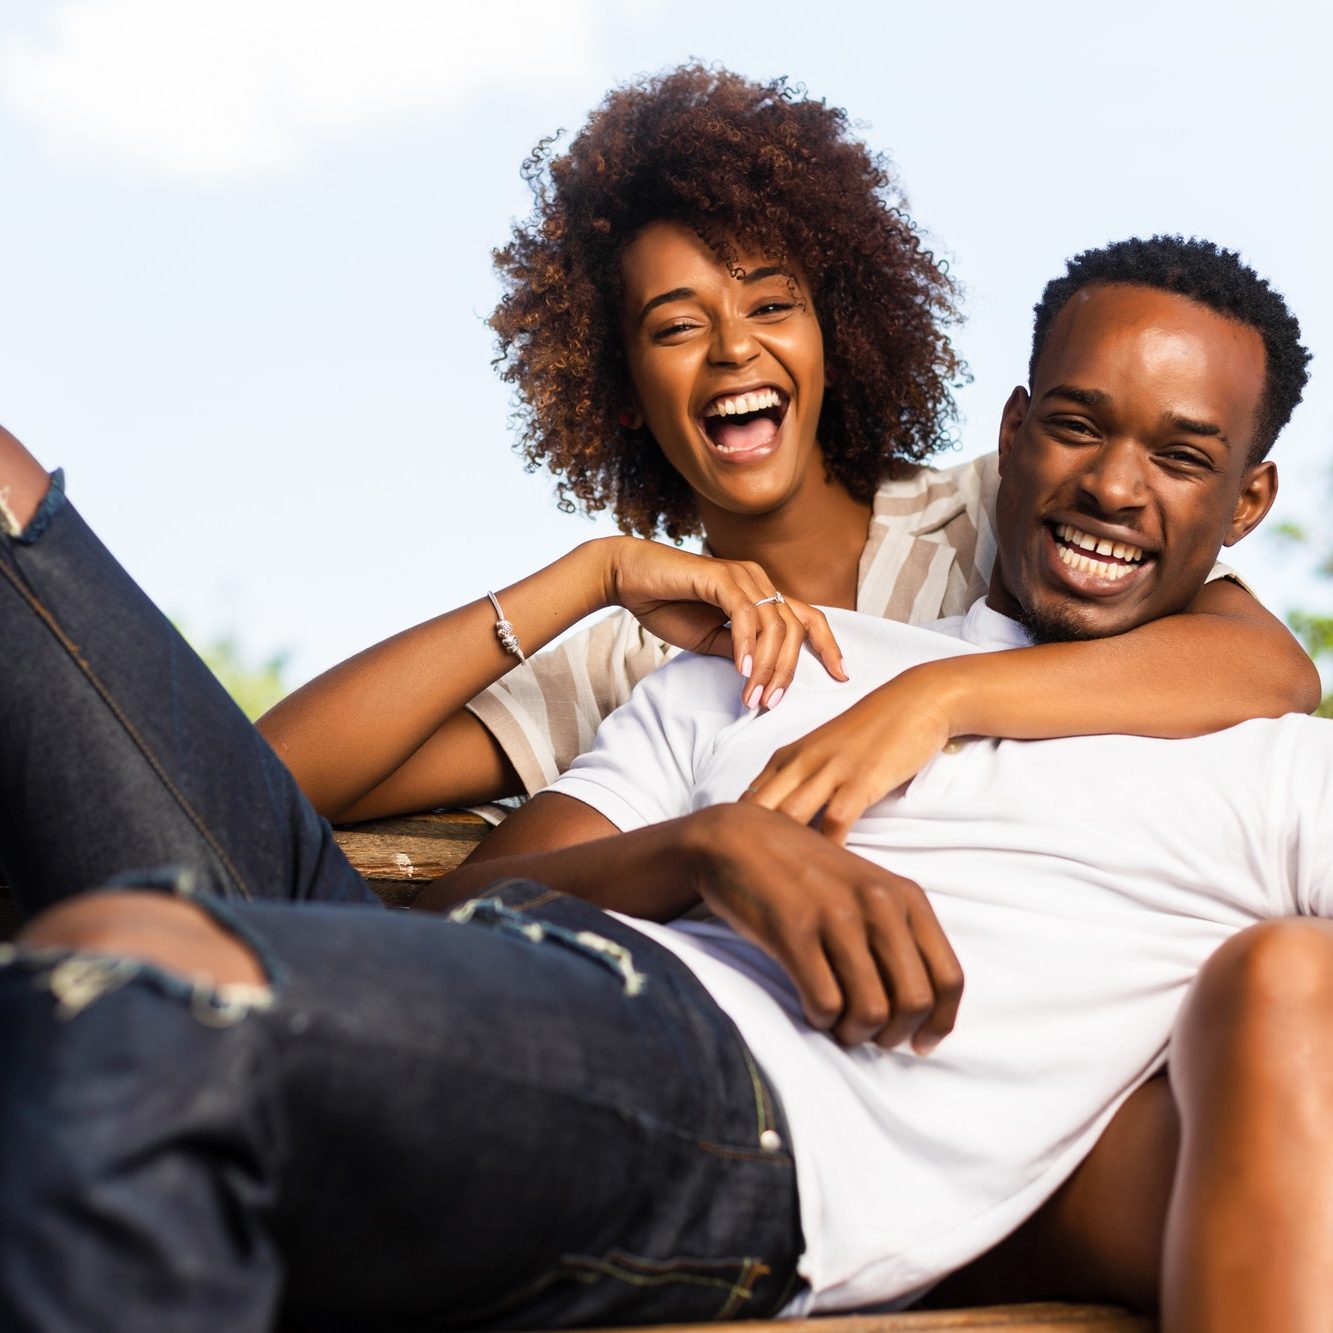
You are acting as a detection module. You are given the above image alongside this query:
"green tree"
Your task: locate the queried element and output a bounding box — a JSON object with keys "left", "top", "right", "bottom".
{"left": 1275, "top": 520, "right": 1333, "bottom": 717}
{"left": 179, "top": 626, "right": 290, "bottom": 721}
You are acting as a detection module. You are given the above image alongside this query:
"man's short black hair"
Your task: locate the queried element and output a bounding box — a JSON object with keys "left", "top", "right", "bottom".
{"left": 1030, "top": 236, "right": 1311, "bottom": 462}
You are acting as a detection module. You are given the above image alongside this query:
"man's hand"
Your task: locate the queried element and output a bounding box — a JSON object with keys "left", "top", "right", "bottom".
{"left": 601, "top": 536, "right": 847, "bottom": 710}
{"left": 682, "top": 803, "right": 963, "bottom": 1053}
{"left": 742, "top": 662, "right": 961, "bottom": 843}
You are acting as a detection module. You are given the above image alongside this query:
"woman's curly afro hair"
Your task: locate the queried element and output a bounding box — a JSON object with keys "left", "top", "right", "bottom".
{"left": 490, "top": 63, "right": 967, "bottom": 541}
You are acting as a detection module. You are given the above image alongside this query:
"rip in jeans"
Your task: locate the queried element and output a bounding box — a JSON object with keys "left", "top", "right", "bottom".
{"left": 448, "top": 895, "right": 647, "bottom": 997}
{"left": 0, "top": 865, "right": 277, "bottom": 1024}
{"left": 0, "top": 940, "right": 274, "bottom": 1023}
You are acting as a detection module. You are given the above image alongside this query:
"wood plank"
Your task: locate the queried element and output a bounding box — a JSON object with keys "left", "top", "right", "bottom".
{"left": 0, "top": 810, "right": 488, "bottom": 927}
{"left": 572, "top": 1306, "right": 1152, "bottom": 1332}
{"left": 333, "top": 809, "right": 487, "bottom": 906}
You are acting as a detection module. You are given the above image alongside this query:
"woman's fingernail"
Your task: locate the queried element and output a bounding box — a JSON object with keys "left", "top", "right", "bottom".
{"left": 768, "top": 687, "right": 784, "bottom": 708}
{"left": 741, "top": 654, "right": 753, "bottom": 678}
{"left": 746, "top": 684, "right": 763, "bottom": 710}
{"left": 839, "top": 657, "right": 849, "bottom": 679}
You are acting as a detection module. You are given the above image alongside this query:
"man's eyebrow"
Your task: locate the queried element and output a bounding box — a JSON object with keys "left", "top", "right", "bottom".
{"left": 1040, "top": 385, "right": 1229, "bottom": 444}
{"left": 1039, "top": 385, "right": 1110, "bottom": 408}
{"left": 1162, "top": 412, "right": 1227, "bottom": 443}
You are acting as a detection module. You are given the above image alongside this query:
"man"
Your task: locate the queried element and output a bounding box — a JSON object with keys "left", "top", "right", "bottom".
{"left": 0, "top": 237, "right": 1320, "bottom": 1332}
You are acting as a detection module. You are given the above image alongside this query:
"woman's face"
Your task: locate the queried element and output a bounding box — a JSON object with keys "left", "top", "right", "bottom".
{"left": 619, "top": 220, "right": 826, "bottom": 524}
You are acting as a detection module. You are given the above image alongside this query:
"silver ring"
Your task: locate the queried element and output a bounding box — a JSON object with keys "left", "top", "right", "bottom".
{"left": 753, "top": 591, "right": 785, "bottom": 608}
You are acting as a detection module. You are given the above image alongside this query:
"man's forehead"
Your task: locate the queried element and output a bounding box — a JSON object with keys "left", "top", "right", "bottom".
{"left": 1032, "top": 283, "right": 1267, "bottom": 433}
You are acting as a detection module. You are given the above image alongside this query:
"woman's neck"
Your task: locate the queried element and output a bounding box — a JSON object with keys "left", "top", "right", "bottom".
{"left": 701, "top": 474, "right": 872, "bottom": 611}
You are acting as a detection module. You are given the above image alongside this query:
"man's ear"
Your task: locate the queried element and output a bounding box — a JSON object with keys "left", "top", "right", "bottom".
{"left": 996, "top": 387, "right": 1030, "bottom": 472}
{"left": 1222, "top": 460, "right": 1278, "bottom": 547}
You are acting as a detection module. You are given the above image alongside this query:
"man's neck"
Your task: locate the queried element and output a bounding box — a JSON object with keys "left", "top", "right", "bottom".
{"left": 700, "top": 476, "right": 872, "bottom": 611}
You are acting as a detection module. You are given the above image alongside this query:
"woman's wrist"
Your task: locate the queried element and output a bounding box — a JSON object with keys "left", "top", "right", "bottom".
{"left": 897, "top": 658, "right": 972, "bottom": 741}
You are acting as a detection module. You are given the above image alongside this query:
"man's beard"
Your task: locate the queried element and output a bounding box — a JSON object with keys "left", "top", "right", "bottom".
{"left": 1017, "top": 601, "right": 1101, "bottom": 645}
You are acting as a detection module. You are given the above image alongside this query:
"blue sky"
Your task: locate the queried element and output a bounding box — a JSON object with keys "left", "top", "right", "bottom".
{"left": 2, "top": 0, "right": 1330, "bottom": 684}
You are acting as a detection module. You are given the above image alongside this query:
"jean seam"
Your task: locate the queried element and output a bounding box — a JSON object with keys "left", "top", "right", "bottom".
{"left": 0, "top": 554, "right": 254, "bottom": 902}
{"left": 469, "top": 1248, "right": 771, "bottom": 1324}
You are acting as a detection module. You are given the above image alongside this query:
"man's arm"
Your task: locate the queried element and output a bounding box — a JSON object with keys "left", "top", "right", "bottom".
{"left": 417, "top": 793, "right": 964, "bottom": 1054}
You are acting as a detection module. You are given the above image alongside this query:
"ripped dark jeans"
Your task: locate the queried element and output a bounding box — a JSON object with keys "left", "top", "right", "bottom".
{"left": 0, "top": 478, "right": 802, "bottom": 1331}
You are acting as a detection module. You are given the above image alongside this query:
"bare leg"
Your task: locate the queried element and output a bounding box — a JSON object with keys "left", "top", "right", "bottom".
{"left": 923, "top": 1075, "right": 1175, "bottom": 1310}
{"left": 0, "top": 426, "right": 53, "bottom": 535}
{"left": 1163, "top": 919, "right": 1333, "bottom": 1332}
{"left": 19, "top": 892, "right": 266, "bottom": 989}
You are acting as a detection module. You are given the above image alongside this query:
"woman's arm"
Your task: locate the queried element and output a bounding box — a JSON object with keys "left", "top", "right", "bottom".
{"left": 746, "top": 578, "right": 1320, "bottom": 840}
{"left": 258, "top": 536, "right": 844, "bottom": 821}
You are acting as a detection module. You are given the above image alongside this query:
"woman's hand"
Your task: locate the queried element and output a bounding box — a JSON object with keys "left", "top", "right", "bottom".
{"left": 742, "top": 660, "right": 962, "bottom": 844}
{"left": 601, "top": 536, "right": 847, "bottom": 709}
{"left": 686, "top": 804, "right": 963, "bottom": 1052}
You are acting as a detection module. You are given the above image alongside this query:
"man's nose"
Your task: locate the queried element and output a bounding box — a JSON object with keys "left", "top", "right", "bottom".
{"left": 1077, "top": 441, "right": 1147, "bottom": 513}
{"left": 708, "top": 313, "right": 760, "bottom": 367}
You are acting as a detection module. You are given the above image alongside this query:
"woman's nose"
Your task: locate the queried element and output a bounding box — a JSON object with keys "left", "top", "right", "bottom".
{"left": 708, "top": 313, "right": 760, "bottom": 367}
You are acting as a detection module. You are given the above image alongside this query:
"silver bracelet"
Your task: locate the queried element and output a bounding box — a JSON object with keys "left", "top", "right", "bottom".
{"left": 486, "top": 591, "right": 526, "bottom": 663}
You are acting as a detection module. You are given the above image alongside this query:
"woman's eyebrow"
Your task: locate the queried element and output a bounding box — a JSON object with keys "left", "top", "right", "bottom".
{"left": 637, "top": 288, "right": 694, "bottom": 324}
{"left": 637, "top": 266, "right": 794, "bottom": 325}
{"left": 739, "top": 265, "right": 789, "bottom": 284}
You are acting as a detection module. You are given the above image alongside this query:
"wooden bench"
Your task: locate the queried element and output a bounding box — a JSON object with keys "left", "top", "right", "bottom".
{"left": 0, "top": 812, "right": 1154, "bottom": 1333}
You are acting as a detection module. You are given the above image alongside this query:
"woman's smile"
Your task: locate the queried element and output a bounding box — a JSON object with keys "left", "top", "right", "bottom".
{"left": 698, "top": 384, "right": 789, "bottom": 460}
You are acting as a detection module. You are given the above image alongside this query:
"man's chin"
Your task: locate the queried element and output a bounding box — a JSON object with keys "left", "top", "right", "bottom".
{"left": 1018, "top": 600, "right": 1128, "bottom": 645}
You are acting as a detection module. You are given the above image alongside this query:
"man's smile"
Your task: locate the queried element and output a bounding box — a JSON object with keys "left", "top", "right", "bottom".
{"left": 1050, "top": 521, "right": 1149, "bottom": 584}
{"left": 1039, "top": 518, "right": 1156, "bottom": 600}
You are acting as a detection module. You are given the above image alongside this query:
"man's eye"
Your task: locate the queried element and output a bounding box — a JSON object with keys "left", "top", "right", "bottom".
{"left": 1050, "top": 417, "right": 1096, "bottom": 438}
{"left": 1160, "top": 448, "right": 1214, "bottom": 470}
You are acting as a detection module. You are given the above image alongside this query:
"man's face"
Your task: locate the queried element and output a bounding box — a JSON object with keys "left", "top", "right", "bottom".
{"left": 989, "top": 282, "right": 1277, "bottom": 642}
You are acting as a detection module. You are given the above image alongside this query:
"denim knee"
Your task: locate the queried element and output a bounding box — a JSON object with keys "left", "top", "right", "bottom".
{"left": 0, "top": 467, "right": 65, "bottom": 545}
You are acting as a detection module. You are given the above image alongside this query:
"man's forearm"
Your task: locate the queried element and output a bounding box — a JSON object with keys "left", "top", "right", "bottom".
{"left": 414, "top": 815, "right": 708, "bottom": 920}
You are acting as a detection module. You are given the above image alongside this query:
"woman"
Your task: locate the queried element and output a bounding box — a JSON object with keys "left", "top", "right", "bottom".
{"left": 254, "top": 66, "right": 1317, "bottom": 1316}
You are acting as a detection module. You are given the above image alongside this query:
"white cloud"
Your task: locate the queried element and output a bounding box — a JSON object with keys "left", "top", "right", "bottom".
{"left": 1, "top": 0, "right": 607, "bottom": 182}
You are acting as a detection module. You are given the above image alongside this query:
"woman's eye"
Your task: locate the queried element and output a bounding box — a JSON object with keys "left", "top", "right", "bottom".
{"left": 752, "top": 301, "right": 795, "bottom": 318}
{"left": 651, "top": 321, "right": 699, "bottom": 342}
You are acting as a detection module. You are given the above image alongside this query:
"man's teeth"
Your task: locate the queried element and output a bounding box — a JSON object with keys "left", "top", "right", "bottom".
{"left": 702, "top": 388, "right": 782, "bottom": 417}
{"left": 1054, "top": 523, "right": 1146, "bottom": 581}
{"left": 1055, "top": 523, "right": 1144, "bottom": 563}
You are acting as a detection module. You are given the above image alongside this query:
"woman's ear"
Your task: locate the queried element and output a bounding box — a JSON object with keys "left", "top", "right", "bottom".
{"left": 1223, "top": 461, "right": 1278, "bottom": 547}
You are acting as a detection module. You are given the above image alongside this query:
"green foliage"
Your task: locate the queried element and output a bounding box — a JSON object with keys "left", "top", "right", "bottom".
{"left": 180, "top": 626, "right": 290, "bottom": 721}
{"left": 1279, "top": 524, "right": 1333, "bottom": 717}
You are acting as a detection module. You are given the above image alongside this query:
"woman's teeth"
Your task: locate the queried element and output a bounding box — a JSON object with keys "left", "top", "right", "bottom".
{"left": 703, "top": 388, "right": 782, "bottom": 417}
{"left": 1054, "top": 523, "right": 1146, "bottom": 581}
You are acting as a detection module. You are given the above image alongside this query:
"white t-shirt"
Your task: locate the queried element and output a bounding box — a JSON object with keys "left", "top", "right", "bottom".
{"left": 547, "top": 602, "right": 1333, "bottom": 1313}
